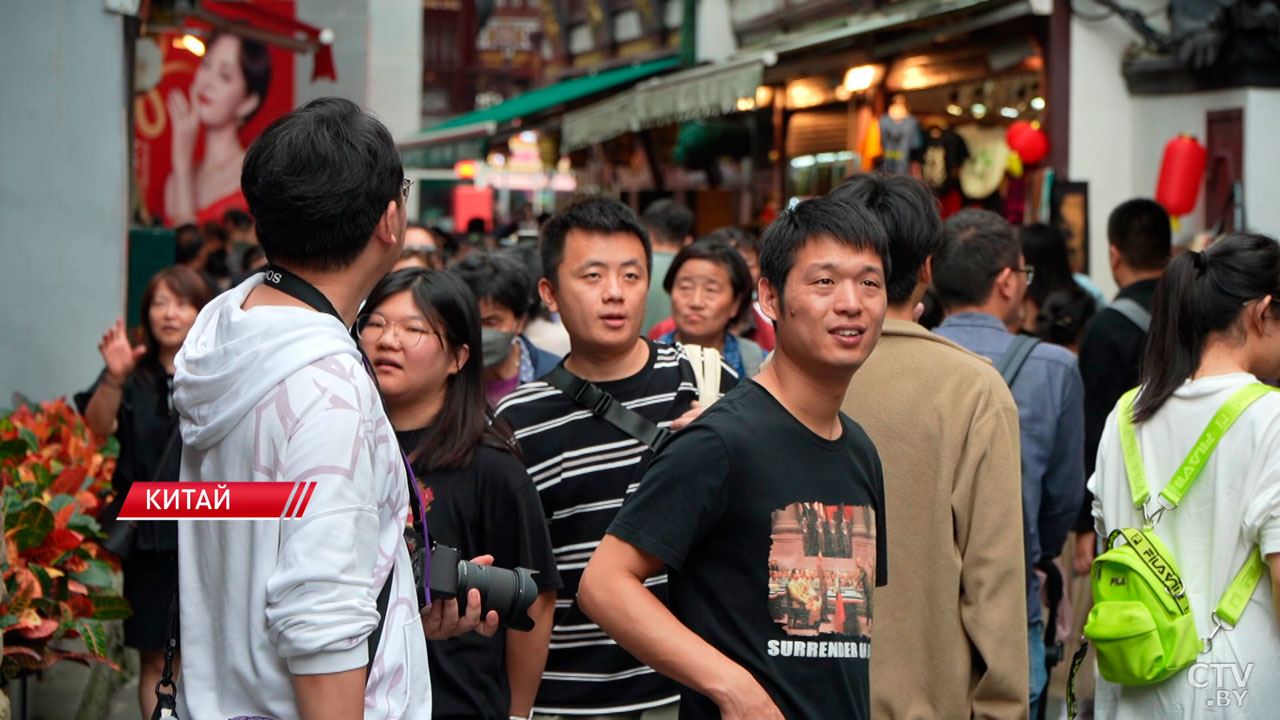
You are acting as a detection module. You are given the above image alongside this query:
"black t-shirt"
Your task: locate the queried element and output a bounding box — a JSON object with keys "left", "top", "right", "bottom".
{"left": 1075, "top": 278, "right": 1158, "bottom": 531}
{"left": 608, "top": 380, "right": 888, "bottom": 720}
{"left": 494, "top": 339, "right": 739, "bottom": 714}
{"left": 921, "top": 126, "right": 969, "bottom": 191}
{"left": 395, "top": 429, "right": 562, "bottom": 720}
{"left": 74, "top": 368, "right": 180, "bottom": 552}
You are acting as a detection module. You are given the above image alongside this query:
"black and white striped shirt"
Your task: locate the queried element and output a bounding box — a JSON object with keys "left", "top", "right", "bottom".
{"left": 495, "top": 340, "right": 738, "bottom": 715}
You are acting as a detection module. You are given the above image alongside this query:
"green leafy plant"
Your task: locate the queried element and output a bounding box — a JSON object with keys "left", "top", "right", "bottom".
{"left": 0, "top": 398, "right": 130, "bottom": 679}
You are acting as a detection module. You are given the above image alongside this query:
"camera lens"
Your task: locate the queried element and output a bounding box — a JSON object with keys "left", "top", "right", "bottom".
{"left": 456, "top": 560, "right": 539, "bottom": 632}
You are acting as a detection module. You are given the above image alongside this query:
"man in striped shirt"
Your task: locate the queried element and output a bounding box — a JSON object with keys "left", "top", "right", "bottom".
{"left": 496, "top": 198, "right": 737, "bottom": 719}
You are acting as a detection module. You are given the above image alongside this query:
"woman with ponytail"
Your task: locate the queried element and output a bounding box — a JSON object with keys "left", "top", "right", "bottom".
{"left": 1089, "top": 234, "right": 1280, "bottom": 719}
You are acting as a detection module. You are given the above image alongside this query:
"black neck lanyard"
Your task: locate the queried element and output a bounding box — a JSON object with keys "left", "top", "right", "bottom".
{"left": 260, "top": 264, "right": 431, "bottom": 605}
{"left": 261, "top": 265, "right": 345, "bottom": 325}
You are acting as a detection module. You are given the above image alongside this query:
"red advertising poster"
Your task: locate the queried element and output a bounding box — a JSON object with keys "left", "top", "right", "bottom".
{"left": 133, "top": 0, "right": 296, "bottom": 227}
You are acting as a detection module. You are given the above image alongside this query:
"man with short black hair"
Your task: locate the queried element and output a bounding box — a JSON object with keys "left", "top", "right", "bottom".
{"left": 932, "top": 209, "right": 1085, "bottom": 718}
{"left": 831, "top": 175, "right": 1028, "bottom": 719}
{"left": 1072, "top": 198, "right": 1172, "bottom": 569}
{"left": 173, "top": 97, "right": 490, "bottom": 720}
{"left": 451, "top": 250, "right": 560, "bottom": 404}
{"left": 579, "top": 196, "right": 891, "bottom": 720}
{"left": 496, "top": 197, "right": 736, "bottom": 720}
{"left": 640, "top": 199, "right": 695, "bottom": 334}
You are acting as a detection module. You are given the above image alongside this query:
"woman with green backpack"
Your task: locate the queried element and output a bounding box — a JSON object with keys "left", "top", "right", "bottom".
{"left": 1085, "top": 233, "right": 1280, "bottom": 719}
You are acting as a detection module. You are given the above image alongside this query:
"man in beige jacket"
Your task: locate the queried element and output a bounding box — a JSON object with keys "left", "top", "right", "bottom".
{"left": 832, "top": 174, "right": 1029, "bottom": 719}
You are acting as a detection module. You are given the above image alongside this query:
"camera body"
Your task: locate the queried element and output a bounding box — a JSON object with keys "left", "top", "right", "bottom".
{"left": 429, "top": 542, "right": 539, "bottom": 632}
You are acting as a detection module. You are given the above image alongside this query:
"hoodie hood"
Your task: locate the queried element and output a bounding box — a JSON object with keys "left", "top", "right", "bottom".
{"left": 174, "top": 275, "right": 360, "bottom": 449}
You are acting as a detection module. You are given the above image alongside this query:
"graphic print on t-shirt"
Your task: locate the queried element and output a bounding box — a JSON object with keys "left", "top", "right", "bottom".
{"left": 767, "top": 502, "right": 876, "bottom": 638}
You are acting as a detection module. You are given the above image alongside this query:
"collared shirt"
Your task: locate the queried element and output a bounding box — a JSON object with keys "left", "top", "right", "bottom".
{"left": 935, "top": 312, "right": 1086, "bottom": 625}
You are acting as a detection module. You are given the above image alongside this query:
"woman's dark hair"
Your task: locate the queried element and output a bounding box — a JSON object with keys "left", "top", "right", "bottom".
{"left": 706, "top": 226, "right": 758, "bottom": 254}
{"left": 138, "top": 266, "right": 213, "bottom": 382}
{"left": 360, "top": 269, "right": 518, "bottom": 471}
{"left": 1134, "top": 233, "right": 1280, "bottom": 422}
{"left": 209, "top": 32, "right": 272, "bottom": 123}
{"left": 242, "top": 97, "right": 403, "bottom": 273}
{"left": 450, "top": 250, "right": 533, "bottom": 318}
{"left": 663, "top": 238, "right": 754, "bottom": 329}
{"left": 1018, "top": 223, "right": 1077, "bottom": 308}
{"left": 1034, "top": 286, "right": 1097, "bottom": 348}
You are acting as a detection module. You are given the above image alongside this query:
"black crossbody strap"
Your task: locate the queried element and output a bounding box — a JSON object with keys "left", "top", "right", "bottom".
{"left": 996, "top": 334, "right": 1040, "bottom": 386}
{"left": 543, "top": 365, "right": 671, "bottom": 451}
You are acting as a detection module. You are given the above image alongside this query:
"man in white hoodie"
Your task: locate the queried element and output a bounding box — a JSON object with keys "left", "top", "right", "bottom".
{"left": 172, "top": 97, "right": 490, "bottom": 720}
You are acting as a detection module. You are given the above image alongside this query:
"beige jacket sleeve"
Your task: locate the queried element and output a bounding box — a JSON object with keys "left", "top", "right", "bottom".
{"left": 953, "top": 387, "right": 1030, "bottom": 719}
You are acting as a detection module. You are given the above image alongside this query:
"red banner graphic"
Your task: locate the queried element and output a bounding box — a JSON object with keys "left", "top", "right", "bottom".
{"left": 117, "top": 482, "right": 318, "bottom": 520}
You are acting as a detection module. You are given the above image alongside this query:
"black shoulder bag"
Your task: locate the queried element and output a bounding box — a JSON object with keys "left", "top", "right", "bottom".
{"left": 542, "top": 365, "right": 673, "bottom": 453}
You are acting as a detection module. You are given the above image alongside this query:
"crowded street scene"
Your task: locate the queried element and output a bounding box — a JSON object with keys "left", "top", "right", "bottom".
{"left": 3, "top": 0, "right": 1280, "bottom": 719}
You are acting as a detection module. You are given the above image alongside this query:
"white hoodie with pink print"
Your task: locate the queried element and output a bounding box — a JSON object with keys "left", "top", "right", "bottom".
{"left": 172, "top": 274, "right": 430, "bottom": 720}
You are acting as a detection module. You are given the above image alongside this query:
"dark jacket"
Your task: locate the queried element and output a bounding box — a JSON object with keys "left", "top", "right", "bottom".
{"left": 524, "top": 335, "right": 561, "bottom": 380}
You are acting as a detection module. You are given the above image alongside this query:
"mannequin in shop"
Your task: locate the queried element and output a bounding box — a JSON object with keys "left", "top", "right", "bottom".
{"left": 879, "top": 94, "right": 921, "bottom": 175}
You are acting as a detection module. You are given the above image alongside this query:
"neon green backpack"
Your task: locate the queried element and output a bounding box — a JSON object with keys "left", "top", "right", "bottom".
{"left": 1068, "top": 384, "right": 1273, "bottom": 716}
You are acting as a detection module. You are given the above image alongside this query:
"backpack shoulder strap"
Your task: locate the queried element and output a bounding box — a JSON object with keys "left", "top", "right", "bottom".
{"left": 1108, "top": 298, "right": 1152, "bottom": 333}
{"left": 543, "top": 365, "right": 671, "bottom": 451}
{"left": 1160, "top": 383, "right": 1275, "bottom": 508}
{"left": 1118, "top": 383, "right": 1275, "bottom": 517}
{"left": 995, "top": 335, "right": 1040, "bottom": 386}
{"left": 1116, "top": 388, "right": 1148, "bottom": 512}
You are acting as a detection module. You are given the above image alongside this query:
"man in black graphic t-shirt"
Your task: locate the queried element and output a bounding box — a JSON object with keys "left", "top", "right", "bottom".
{"left": 580, "top": 196, "right": 891, "bottom": 720}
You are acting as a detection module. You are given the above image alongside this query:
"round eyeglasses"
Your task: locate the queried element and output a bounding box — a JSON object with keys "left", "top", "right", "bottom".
{"left": 356, "top": 314, "right": 438, "bottom": 349}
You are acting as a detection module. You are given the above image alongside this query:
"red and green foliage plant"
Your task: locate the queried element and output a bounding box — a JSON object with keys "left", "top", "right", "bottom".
{"left": 0, "top": 398, "right": 131, "bottom": 679}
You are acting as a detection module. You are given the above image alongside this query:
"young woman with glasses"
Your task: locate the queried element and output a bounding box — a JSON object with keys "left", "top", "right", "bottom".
{"left": 357, "top": 268, "right": 561, "bottom": 720}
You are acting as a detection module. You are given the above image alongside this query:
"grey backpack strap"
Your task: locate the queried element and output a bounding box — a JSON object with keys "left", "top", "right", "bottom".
{"left": 1108, "top": 297, "right": 1152, "bottom": 333}
{"left": 996, "top": 335, "right": 1041, "bottom": 386}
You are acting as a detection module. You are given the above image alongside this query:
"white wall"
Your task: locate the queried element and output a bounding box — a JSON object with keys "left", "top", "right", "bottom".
{"left": 0, "top": 2, "right": 128, "bottom": 404}
{"left": 1243, "top": 89, "right": 1280, "bottom": 239}
{"left": 367, "top": 0, "right": 423, "bottom": 139}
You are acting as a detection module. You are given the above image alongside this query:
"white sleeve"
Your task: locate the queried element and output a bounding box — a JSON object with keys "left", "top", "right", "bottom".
{"left": 263, "top": 379, "right": 382, "bottom": 676}
{"left": 1088, "top": 410, "right": 1118, "bottom": 538}
{"left": 1244, "top": 416, "right": 1280, "bottom": 557}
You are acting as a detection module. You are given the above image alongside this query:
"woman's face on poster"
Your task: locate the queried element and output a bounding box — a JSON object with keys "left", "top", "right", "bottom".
{"left": 191, "top": 34, "right": 260, "bottom": 128}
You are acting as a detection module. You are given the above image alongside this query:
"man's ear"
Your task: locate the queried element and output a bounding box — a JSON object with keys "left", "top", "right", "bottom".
{"left": 919, "top": 255, "right": 933, "bottom": 287}
{"left": 538, "top": 277, "right": 560, "bottom": 315}
{"left": 994, "top": 267, "right": 1016, "bottom": 301}
{"left": 1108, "top": 244, "right": 1122, "bottom": 271}
{"left": 375, "top": 200, "right": 400, "bottom": 248}
{"left": 758, "top": 277, "right": 781, "bottom": 322}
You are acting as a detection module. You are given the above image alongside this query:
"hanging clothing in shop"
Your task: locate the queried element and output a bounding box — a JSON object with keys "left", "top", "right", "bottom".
{"left": 955, "top": 125, "right": 1010, "bottom": 201}
{"left": 921, "top": 126, "right": 970, "bottom": 192}
{"left": 859, "top": 113, "right": 883, "bottom": 173}
{"left": 878, "top": 114, "right": 921, "bottom": 174}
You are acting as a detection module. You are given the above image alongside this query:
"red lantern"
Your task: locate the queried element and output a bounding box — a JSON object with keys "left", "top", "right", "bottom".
{"left": 1156, "top": 135, "right": 1207, "bottom": 217}
{"left": 1007, "top": 123, "right": 1049, "bottom": 165}
{"left": 1006, "top": 121, "right": 1034, "bottom": 148}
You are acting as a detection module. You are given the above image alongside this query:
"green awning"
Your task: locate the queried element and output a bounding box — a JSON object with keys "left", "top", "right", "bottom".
{"left": 400, "top": 56, "right": 680, "bottom": 149}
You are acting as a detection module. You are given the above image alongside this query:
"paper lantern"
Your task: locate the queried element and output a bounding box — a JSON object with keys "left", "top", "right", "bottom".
{"left": 1156, "top": 135, "right": 1207, "bottom": 217}
{"left": 1006, "top": 121, "right": 1034, "bottom": 148}
{"left": 1007, "top": 123, "right": 1048, "bottom": 165}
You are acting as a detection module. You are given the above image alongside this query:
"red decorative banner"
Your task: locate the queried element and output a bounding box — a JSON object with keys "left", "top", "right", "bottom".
{"left": 116, "top": 482, "right": 318, "bottom": 520}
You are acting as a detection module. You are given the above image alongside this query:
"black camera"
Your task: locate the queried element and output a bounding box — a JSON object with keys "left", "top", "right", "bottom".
{"left": 428, "top": 543, "right": 539, "bottom": 632}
